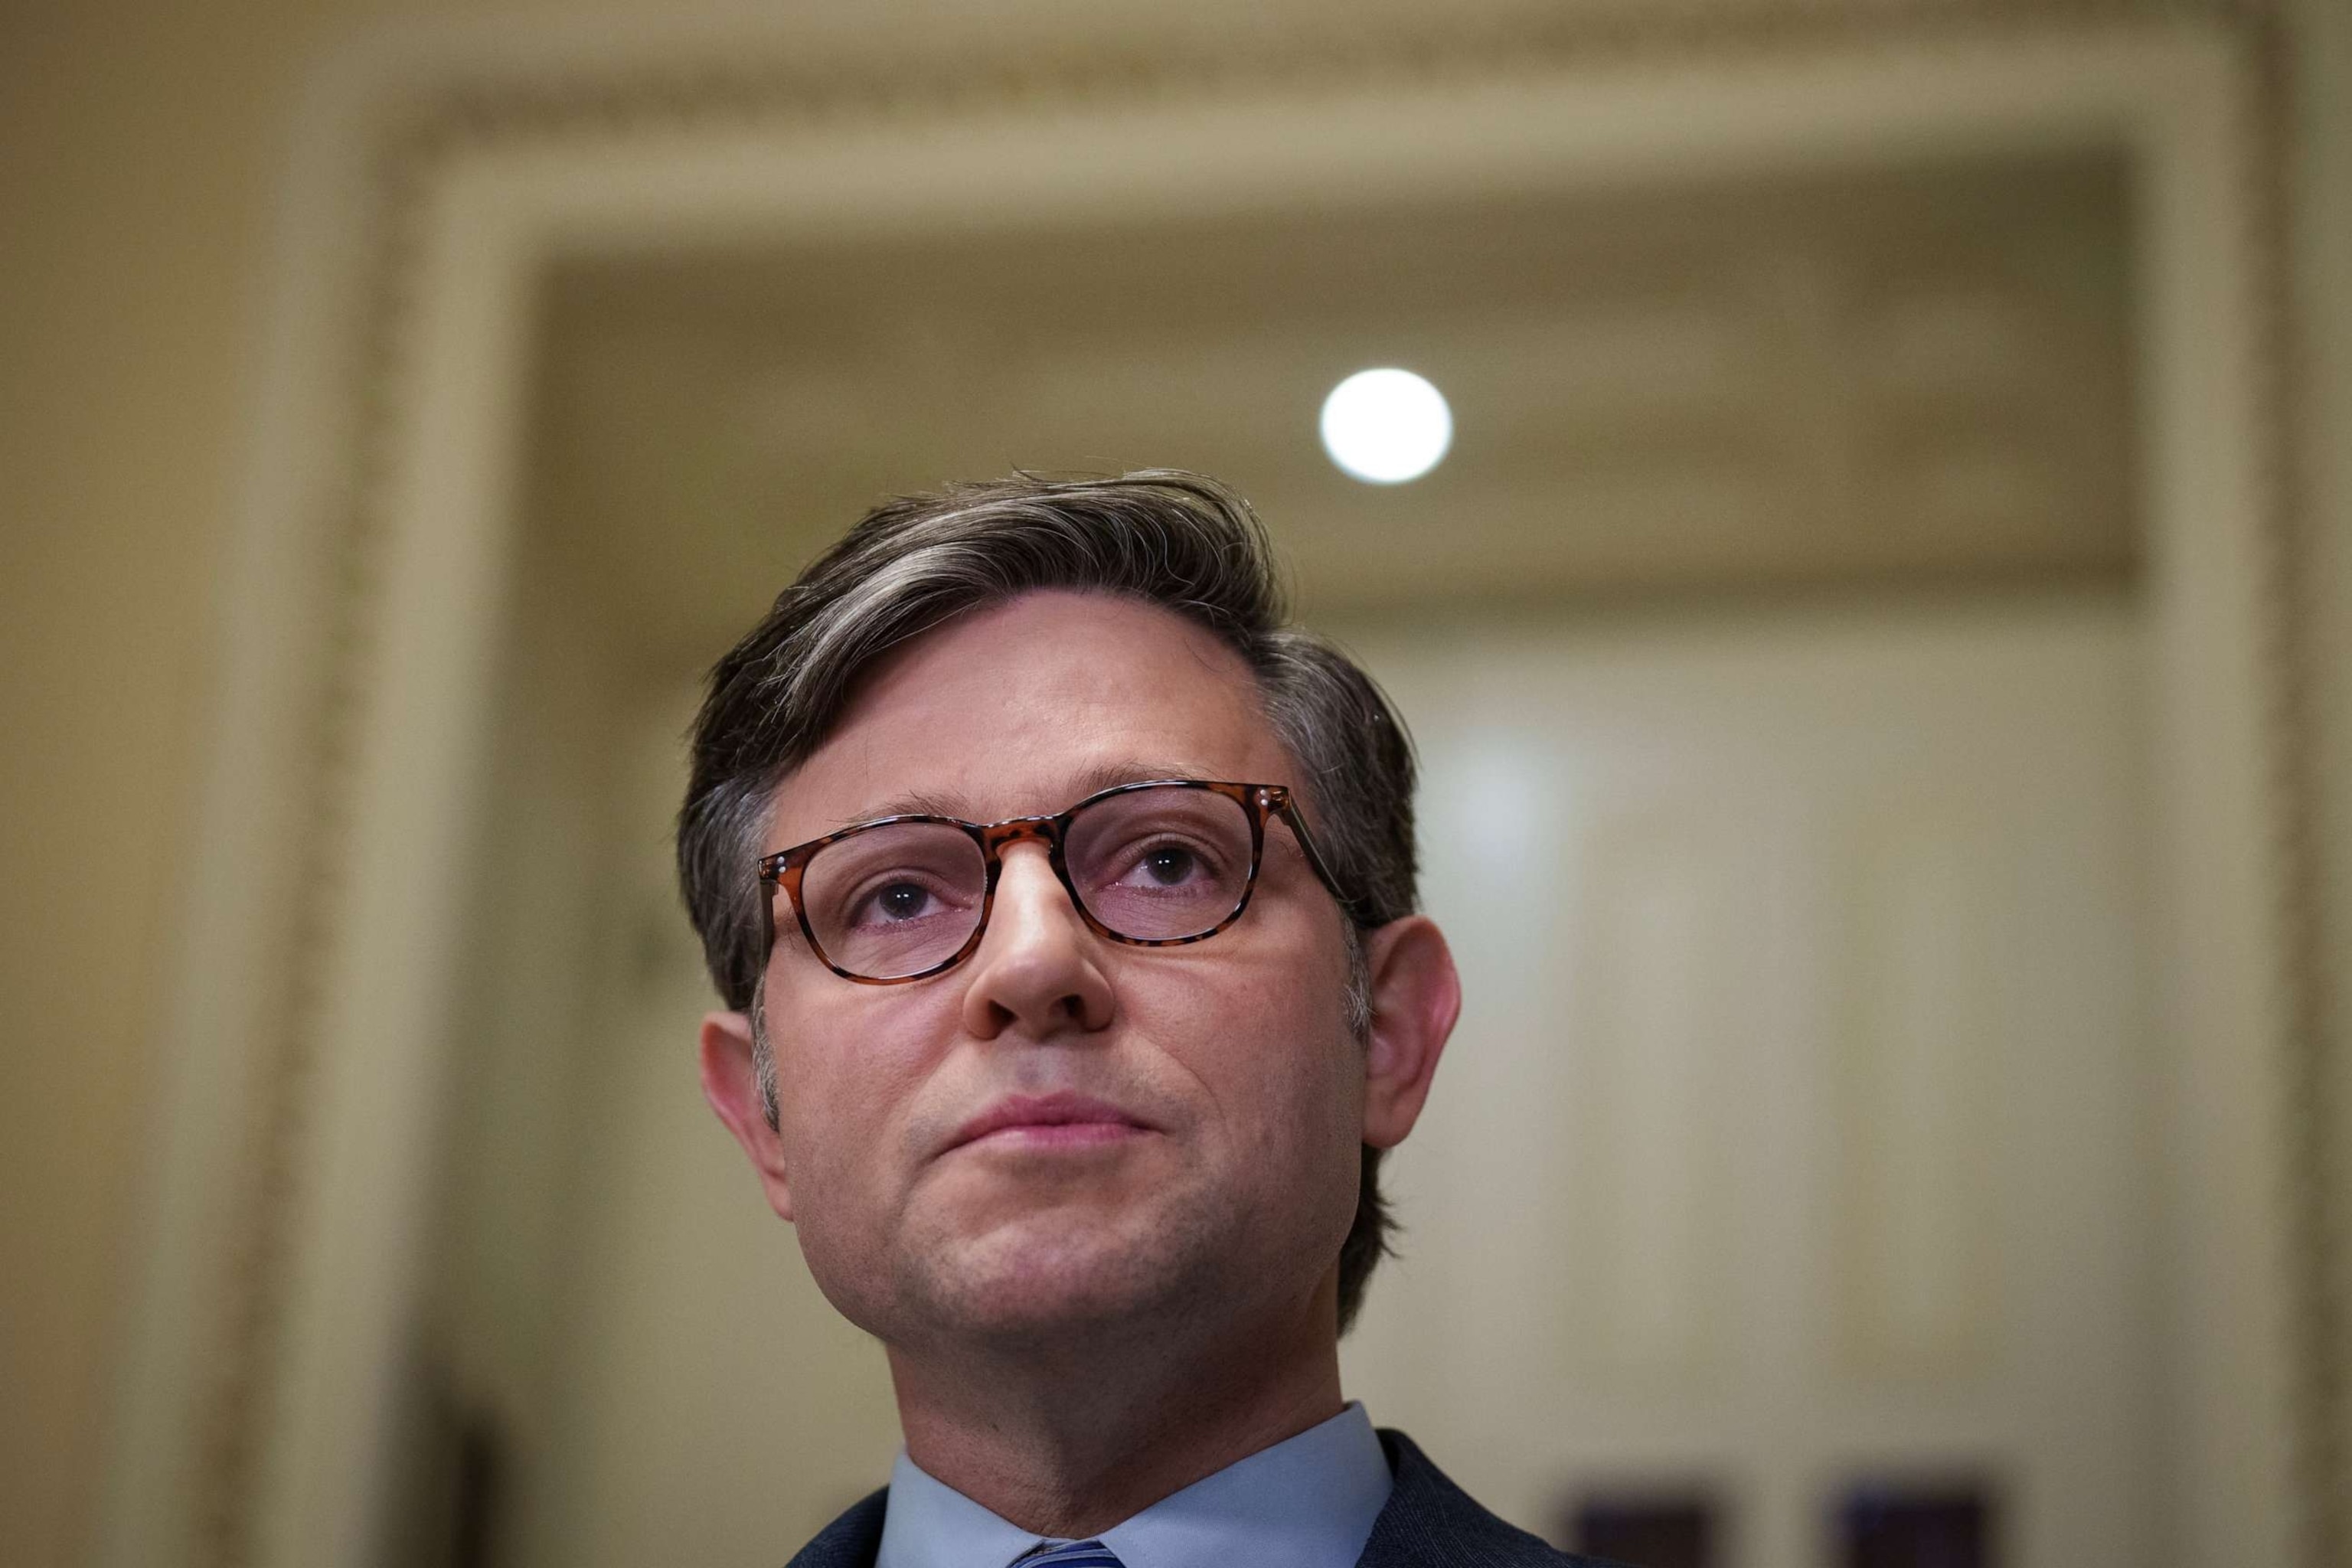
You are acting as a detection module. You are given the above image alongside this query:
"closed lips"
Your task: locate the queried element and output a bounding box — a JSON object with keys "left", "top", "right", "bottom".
{"left": 947, "top": 1093, "right": 1153, "bottom": 1151}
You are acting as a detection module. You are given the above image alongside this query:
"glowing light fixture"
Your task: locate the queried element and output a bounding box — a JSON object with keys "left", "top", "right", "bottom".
{"left": 1319, "top": 368, "right": 1452, "bottom": 484}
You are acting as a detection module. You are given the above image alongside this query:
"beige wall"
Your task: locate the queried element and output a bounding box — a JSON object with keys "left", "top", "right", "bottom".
{"left": 2287, "top": 0, "right": 2352, "bottom": 1537}
{"left": 4, "top": 9, "right": 284, "bottom": 1566}
{"left": 0, "top": 7, "right": 632, "bottom": 1566}
{"left": 5, "top": 5, "right": 2348, "bottom": 1568}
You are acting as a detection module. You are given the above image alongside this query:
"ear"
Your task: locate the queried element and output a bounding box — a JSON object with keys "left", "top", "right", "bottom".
{"left": 1358, "top": 915, "right": 1462, "bottom": 1149}
{"left": 699, "top": 1008, "right": 796, "bottom": 1222}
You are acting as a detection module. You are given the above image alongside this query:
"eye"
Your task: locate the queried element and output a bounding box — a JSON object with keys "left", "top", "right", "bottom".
{"left": 846, "top": 876, "right": 964, "bottom": 929}
{"left": 874, "top": 881, "right": 934, "bottom": 921}
{"left": 1139, "top": 845, "right": 1197, "bottom": 886}
{"left": 1112, "top": 836, "right": 1222, "bottom": 891}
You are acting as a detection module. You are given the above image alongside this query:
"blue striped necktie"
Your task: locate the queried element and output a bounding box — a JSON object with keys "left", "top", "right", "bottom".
{"left": 1017, "top": 1541, "right": 1125, "bottom": 1567}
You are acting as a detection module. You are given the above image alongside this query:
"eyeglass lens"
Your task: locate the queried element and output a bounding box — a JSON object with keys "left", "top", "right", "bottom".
{"left": 796, "top": 785, "right": 1256, "bottom": 979}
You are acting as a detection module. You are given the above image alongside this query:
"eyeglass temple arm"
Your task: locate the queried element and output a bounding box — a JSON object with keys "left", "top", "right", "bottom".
{"left": 1272, "top": 790, "right": 1376, "bottom": 927}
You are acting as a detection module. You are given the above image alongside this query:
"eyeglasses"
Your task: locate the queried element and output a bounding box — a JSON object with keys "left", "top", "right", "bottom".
{"left": 756, "top": 779, "right": 1348, "bottom": 984}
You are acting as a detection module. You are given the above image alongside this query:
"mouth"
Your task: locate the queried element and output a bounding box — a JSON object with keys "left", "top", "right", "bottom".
{"left": 946, "top": 1091, "right": 1156, "bottom": 1155}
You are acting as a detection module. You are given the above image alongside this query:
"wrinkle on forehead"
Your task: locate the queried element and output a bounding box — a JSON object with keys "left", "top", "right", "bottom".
{"left": 765, "top": 591, "right": 1294, "bottom": 849}
{"left": 831, "top": 758, "right": 1214, "bottom": 833}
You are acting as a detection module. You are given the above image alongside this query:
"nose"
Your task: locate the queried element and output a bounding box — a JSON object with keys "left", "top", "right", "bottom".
{"left": 959, "top": 840, "right": 1116, "bottom": 1040}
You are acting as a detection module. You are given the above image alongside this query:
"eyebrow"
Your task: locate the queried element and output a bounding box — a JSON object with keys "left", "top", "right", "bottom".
{"left": 835, "top": 759, "right": 1211, "bottom": 830}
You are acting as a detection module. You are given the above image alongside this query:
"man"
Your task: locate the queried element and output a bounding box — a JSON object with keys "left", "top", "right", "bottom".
{"left": 681, "top": 471, "right": 1607, "bottom": 1567}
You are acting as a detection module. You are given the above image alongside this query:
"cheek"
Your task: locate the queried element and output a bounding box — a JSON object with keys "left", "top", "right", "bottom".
{"left": 1139, "top": 928, "right": 1364, "bottom": 1177}
{"left": 1238, "top": 1029, "right": 1370, "bottom": 1269}
{"left": 766, "top": 985, "right": 942, "bottom": 1209}
{"left": 1250, "top": 932, "right": 1372, "bottom": 1224}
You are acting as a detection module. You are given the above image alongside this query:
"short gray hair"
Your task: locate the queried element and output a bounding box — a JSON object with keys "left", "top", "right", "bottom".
{"left": 677, "top": 469, "right": 1419, "bottom": 1330}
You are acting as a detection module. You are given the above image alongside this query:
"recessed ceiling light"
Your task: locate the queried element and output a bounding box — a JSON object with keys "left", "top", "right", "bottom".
{"left": 1319, "top": 368, "right": 1452, "bottom": 485}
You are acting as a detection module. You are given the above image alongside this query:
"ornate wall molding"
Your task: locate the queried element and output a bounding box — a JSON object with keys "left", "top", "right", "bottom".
{"left": 2242, "top": 5, "right": 2347, "bottom": 1562}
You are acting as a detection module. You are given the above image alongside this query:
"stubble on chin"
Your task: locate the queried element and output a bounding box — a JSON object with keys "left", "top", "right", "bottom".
{"left": 877, "top": 1178, "right": 1239, "bottom": 1354}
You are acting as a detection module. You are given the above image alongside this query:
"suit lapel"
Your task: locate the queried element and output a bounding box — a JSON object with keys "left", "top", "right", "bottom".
{"left": 784, "top": 1488, "right": 888, "bottom": 1568}
{"left": 1357, "top": 1430, "right": 1614, "bottom": 1568}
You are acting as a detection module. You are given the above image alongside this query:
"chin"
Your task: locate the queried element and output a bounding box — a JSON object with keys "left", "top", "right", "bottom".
{"left": 905, "top": 1210, "right": 1220, "bottom": 1344}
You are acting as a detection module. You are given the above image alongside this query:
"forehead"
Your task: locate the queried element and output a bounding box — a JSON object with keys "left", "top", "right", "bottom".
{"left": 765, "top": 590, "right": 1293, "bottom": 847}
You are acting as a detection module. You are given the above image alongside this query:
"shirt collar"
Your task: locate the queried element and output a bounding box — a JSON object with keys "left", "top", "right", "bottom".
{"left": 875, "top": 1403, "right": 1393, "bottom": 1568}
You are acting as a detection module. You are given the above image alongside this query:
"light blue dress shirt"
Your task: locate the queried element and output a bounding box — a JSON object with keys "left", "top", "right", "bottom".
{"left": 874, "top": 1402, "right": 1393, "bottom": 1568}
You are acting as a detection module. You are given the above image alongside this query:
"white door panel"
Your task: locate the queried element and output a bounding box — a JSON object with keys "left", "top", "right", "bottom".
{"left": 1339, "top": 596, "right": 2154, "bottom": 1568}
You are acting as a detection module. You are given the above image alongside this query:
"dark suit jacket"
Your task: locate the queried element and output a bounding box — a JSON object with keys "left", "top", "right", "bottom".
{"left": 784, "top": 1429, "right": 1622, "bottom": 1568}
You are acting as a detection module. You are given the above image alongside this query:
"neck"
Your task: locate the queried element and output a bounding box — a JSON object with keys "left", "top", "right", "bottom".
{"left": 886, "top": 1275, "right": 1347, "bottom": 1539}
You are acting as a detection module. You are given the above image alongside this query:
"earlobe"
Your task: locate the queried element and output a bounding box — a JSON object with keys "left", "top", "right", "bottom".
{"left": 698, "top": 1008, "right": 797, "bottom": 1222}
{"left": 1358, "top": 916, "right": 1462, "bottom": 1150}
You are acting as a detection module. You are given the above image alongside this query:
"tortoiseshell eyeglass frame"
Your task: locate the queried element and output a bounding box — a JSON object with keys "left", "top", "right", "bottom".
{"left": 756, "top": 778, "right": 1352, "bottom": 985}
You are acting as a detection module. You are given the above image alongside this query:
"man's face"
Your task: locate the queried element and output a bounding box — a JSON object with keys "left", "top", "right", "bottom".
{"left": 733, "top": 590, "right": 1369, "bottom": 1346}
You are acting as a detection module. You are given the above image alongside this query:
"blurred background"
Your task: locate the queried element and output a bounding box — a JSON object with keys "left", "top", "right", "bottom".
{"left": 5, "top": 5, "right": 2350, "bottom": 1568}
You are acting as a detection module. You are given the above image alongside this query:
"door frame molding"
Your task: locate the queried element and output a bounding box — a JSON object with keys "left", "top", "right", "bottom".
{"left": 99, "top": 8, "right": 2332, "bottom": 1566}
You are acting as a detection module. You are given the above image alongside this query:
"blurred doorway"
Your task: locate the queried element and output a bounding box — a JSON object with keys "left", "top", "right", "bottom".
{"left": 1347, "top": 596, "right": 2150, "bottom": 1568}
{"left": 404, "top": 153, "right": 2155, "bottom": 1568}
